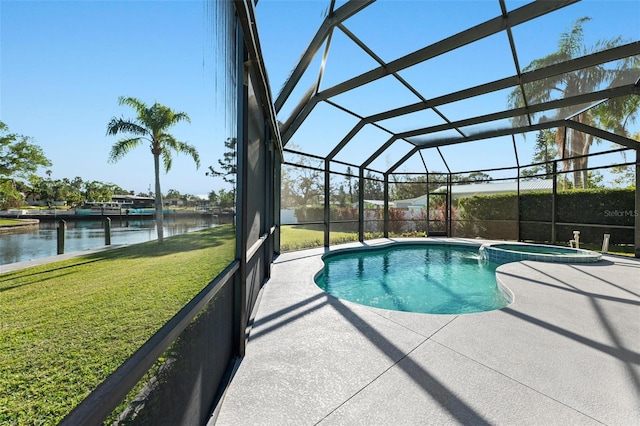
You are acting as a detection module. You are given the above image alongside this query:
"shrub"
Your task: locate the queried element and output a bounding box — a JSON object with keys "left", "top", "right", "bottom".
{"left": 457, "top": 188, "right": 634, "bottom": 243}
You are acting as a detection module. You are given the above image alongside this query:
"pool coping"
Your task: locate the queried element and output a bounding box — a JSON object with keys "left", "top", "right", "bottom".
{"left": 214, "top": 237, "right": 640, "bottom": 425}
{"left": 480, "top": 241, "right": 603, "bottom": 264}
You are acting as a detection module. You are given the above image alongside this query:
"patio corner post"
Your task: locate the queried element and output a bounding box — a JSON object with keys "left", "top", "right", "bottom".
{"left": 513, "top": 135, "right": 521, "bottom": 241}
{"left": 235, "top": 37, "right": 249, "bottom": 358}
{"left": 552, "top": 160, "right": 557, "bottom": 244}
{"left": 324, "top": 158, "right": 330, "bottom": 247}
{"left": 633, "top": 149, "right": 640, "bottom": 258}
{"left": 358, "top": 167, "right": 364, "bottom": 242}
{"left": 516, "top": 169, "right": 521, "bottom": 242}
{"left": 426, "top": 173, "right": 430, "bottom": 236}
{"left": 274, "top": 151, "right": 282, "bottom": 255}
{"left": 264, "top": 125, "right": 275, "bottom": 279}
{"left": 383, "top": 173, "right": 389, "bottom": 238}
{"left": 447, "top": 173, "right": 452, "bottom": 237}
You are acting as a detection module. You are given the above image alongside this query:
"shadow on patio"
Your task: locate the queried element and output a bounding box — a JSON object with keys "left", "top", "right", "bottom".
{"left": 215, "top": 243, "right": 640, "bottom": 425}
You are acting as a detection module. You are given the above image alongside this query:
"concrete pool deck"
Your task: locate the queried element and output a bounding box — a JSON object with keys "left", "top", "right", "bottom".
{"left": 214, "top": 238, "right": 640, "bottom": 425}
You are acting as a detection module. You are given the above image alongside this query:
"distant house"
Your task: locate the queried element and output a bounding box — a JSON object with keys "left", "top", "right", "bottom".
{"left": 164, "top": 198, "right": 185, "bottom": 207}
{"left": 395, "top": 180, "right": 554, "bottom": 209}
{"left": 24, "top": 193, "right": 66, "bottom": 207}
{"left": 350, "top": 200, "right": 392, "bottom": 209}
{"left": 111, "top": 194, "right": 154, "bottom": 208}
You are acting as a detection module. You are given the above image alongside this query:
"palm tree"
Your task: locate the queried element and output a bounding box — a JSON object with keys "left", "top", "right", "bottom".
{"left": 508, "top": 17, "right": 637, "bottom": 188}
{"left": 106, "top": 96, "right": 200, "bottom": 243}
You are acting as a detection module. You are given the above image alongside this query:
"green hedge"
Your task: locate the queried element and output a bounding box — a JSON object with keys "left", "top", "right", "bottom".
{"left": 456, "top": 193, "right": 518, "bottom": 239}
{"left": 294, "top": 189, "right": 636, "bottom": 244}
{"left": 457, "top": 188, "right": 635, "bottom": 244}
{"left": 294, "top": 205, "right": 360, "bottom": 222}
{"left": 555, "top": 189, "right": 634, "bottom": 225}
{"left": 520, "top": 191, "right": 553, "bottom": 222}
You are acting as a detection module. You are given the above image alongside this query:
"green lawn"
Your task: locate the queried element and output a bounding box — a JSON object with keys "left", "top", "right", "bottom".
{"left": 579, "top": 242, "right": 635, "bottom": 257}
{"left": 0, "top": 225, "right": 235, "bottom": 425}
{"left": 280, "top": 224, "right": 361, "bottom": 251}
{"left": 0, "top": 219, "right": 24, "bottom": 226}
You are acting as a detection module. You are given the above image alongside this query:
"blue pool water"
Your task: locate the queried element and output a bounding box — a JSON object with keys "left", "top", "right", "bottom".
{"left": 315, "top": 244, "right": 510, "bottom": 315}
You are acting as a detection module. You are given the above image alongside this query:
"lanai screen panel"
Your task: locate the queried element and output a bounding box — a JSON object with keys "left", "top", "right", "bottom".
{"left": 328, "top": 74, "right": 423, "bottom": 117}
{"left": 318, "top": 27, "right": 385, "bottom": 90}
{"left": 329, "top": 170, "right": 360, "bottom": 239}
{"left": 436, "top": 88, "right": 517, "bottom": 123}
{"left": 510, "top": 2, "right": 640, "bottom": 69}
{"left": 256, "top": 0, "right": 332, "bottom": 94}
{"left": 341, "top": 0, "right": 501, "bottom": 63}
{"left": 331, "top": 124, "right": 394, "bottom": 166}
{"left": 286, "top": 101, "right": 361, "bottom": 158}
{"left": 361, "top": 170, "right": 385, "bottom": 235}
{"left": 375, "top": 108, "right": 446, "bottom": 135}
{"left": 276, "top": 51, "right": 325, "bottom": 127}
{"left": 587, "top": 96, "right": 640, "bottom": 140}
{"left": 437, "top": 137, "right": 518, "bottom": 175}
{"left": 420, "top": 147, "right": 450, "bottom": 173}
{"left": 397, "top": 32, "right": 517, "bottom": 101}
{"left": 514, "top": 129, "right": 561, "bottom": 170}
{"left": 450, "top": 173, "right": 520, "bottom": 240}
{"left": 393, "top": 151, "right": 430, "bottom": 175}
{"left": 367, "top": 139, "right": 416, "bottom": 173}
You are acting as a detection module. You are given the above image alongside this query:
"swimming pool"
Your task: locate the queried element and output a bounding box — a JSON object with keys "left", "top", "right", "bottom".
{"left": 315, "top": 243, "right": 511, "bottom": 315}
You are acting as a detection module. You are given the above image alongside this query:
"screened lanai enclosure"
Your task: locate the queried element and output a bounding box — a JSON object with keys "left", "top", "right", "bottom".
{"left": 51, "top": 0, "right": 637, "bottom": 424}
{"left": 271, "top": 0, "right": 640, "bottom": 256}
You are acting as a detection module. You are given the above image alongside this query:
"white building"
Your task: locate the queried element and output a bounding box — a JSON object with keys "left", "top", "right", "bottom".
{"left": 394, "top": 179, "right": 554, "bottom": 209}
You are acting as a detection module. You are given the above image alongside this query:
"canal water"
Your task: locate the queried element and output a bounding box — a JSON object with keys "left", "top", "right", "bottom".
{"left": 0, "top": 216, "right": 220, "bottom": 266}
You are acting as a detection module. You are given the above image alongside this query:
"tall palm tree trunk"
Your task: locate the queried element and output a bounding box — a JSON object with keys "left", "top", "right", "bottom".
{"left": 555, "top": 128, "right": 570, "bottom": 190}
{"left": 153, "top": 153, "right": 164, "bottom": 243}
{"left": 571, "top": 116, "right": 583, "bottom": 188}
{"left": 580, "top": 126, "right": 594, "bottom": 188}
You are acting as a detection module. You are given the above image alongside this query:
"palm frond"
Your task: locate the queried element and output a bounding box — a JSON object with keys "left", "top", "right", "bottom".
{"left": 558, "top": 17, "right": 590, "bottom": 58}
{"left": 172, "top": 112, "right": 191, "bottom": 126}
{"left": 161, "top": 148, "right": 172, "bottom": 173}
{"left": 118, "top": 96, "right": 148, "bottom": 118}
{"left": 147, "top": 104, "right": 192, "bottom": 134}
{"left": 162, "top": 134, "right": 201, "bottom": 169}
{"left": 106, "top": 117, "right": 148, "bottom": 136}
{"left": 108, "top": 138, "right": 143, "bottom": 163}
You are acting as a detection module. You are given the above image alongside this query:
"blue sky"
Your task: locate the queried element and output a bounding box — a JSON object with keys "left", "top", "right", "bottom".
{"left": 2, "top": 0, "right": 222, "bottom": 196}
{"left": 1, "top": 0, "right": 639, "bottom": 195}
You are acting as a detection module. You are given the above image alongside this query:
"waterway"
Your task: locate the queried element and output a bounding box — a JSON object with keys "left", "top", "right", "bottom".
{"left": 0, "top": 216, "right": 220, "bottom": 266}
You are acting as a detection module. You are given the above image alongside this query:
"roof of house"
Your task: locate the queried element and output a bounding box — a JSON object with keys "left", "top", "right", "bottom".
{"left": 395, "top": 179, "right": 553, "bottom": 206}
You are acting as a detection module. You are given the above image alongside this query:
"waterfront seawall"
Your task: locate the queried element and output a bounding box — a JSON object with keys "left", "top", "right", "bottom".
{"left": 0, "top": 219, "right": 40, "bottom": 234}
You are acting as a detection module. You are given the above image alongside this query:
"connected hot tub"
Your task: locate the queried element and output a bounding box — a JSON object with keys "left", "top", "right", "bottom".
{"left": 480, "top": 242, "right": 602, "bottom": 265}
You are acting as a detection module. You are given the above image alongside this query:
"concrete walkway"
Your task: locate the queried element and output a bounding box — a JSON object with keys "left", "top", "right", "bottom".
{"left": 215, "top": 239, "right": 640, "bottom": 425}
